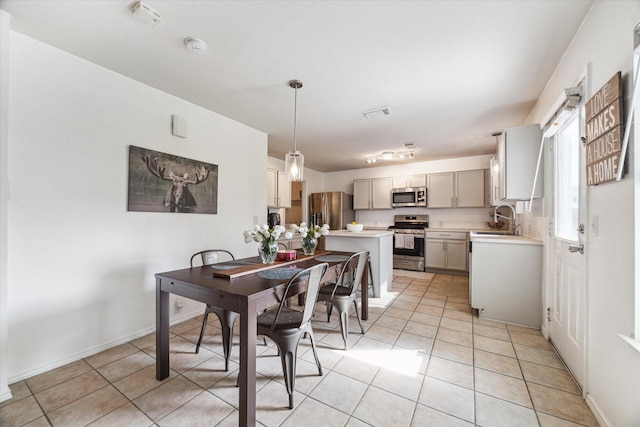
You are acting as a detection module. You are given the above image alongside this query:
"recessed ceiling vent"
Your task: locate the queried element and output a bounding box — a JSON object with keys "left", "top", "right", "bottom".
{"left": 362, "top": 106, "right": 391, "bottom": 119}
{"left": 130, "top": 1, "right": 162, "bottom": 27}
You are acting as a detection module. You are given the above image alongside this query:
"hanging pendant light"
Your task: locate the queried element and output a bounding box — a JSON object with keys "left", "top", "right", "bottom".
{"left": 285, "top": 80, "right": 304, "bottom": 182}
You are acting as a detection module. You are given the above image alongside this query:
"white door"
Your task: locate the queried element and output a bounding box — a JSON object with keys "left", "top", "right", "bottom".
{"left": 547, "top": 106, "right": 587, "bottom": 387}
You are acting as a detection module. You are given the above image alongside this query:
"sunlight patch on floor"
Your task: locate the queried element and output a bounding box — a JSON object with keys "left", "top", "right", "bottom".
{"left": 340, "top": 348, "right": 424, "bottom": 377}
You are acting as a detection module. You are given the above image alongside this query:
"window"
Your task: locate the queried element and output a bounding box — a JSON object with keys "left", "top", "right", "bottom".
{"left": 554, "top": 111, "right": 580, "bottom": 242}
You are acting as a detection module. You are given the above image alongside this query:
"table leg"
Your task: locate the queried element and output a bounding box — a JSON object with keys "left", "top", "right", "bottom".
{"left": 156, "top": 278, "right": 170, "bottom": 380}
{"left": 361, "top": 261, "right": 369, "bottom": 321}
{"left": 239, "top": 299, "right": 258, "bottom": 427}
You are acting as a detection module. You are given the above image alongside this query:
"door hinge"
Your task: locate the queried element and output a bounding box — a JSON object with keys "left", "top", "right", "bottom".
{"left": 547, "top": 307, "right": 552, "bottom": 321}
{"left": 577, "top": 223, "right": 585, "bottom": 234}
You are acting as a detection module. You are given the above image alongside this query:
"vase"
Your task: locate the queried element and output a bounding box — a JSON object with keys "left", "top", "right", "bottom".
{"left": 301, "top": 236, "right": 317, "bottom": 255}
{"left": 259, "top": 240, "right": 278, "bottom": 264}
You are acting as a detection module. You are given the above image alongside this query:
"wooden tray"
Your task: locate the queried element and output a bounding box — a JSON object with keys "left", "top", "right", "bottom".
{"left": 211, "top": 250, "right": 331, "bottom": 279}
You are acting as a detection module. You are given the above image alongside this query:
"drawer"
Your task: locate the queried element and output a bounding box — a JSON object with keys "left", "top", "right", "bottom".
{"left": 425, "top": 231, "right": 467, "bottom": 240}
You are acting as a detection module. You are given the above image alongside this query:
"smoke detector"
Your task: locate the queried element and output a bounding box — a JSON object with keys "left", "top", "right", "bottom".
{"left": 184, "top": 37, "right": 208, "bottom": 53}
{"left": 130, "top": 1, "right": 162, "bottom": 27}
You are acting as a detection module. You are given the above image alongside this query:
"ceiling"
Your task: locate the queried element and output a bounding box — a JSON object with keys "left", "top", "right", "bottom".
{"left": 1, "top": 0, "right": 594, "bottom": 172}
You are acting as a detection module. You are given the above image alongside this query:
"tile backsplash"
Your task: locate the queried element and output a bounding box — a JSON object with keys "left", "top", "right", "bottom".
{"left": 356, "top": 206, "right": 496, "bottom": 229}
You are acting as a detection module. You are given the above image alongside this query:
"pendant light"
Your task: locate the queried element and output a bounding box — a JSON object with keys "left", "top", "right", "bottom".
{"left": 285, "top": 80, "right": 304, "bottom": 182}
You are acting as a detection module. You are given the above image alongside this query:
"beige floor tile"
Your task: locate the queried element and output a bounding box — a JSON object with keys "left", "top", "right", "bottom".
{"left": 442, "top": 309, "right": 473, "bottom": 322}
{"left": 393, "top": 276, "right": 413, "bottom": 284}
{"left": 35, "top": 370, "right": 108, "bottom": 413}
{"left": 473, "top": 335, "right": 516, "bottom": 358}
{"left": 528, "top": 383, "right": 599, "bottom": 427}
{"left": 0, "top": 381, "right": 32, "bottom": 408}
{"left": 411, "top": 403, "right": 473, "bottom": 426}
{"left": 410, "top": 311, "right": 442, "bottom": 326}
{"left": 475, "top": 392, "right": 538, "bottom": 427}
{"left": 374, "top": 314, "right": 408, "bottom": 331}
{"left": 270, "top": 358, "right": 324, "bottom": 395}
{"left": 207, "top": 371, "right": 271, "bottom": 408}
{"left": 417, "top": 377, "right": 474, "bottom": 423}
{"left": 444, "top": 302, "right": 473, "bottom": 313}
{"left": 181, "top": 354, "right": 239, "bottom": 389}
{"left": 132, "top": 376, "right": 202, "bottom": 422}
{"left": 509, "top": 330, "right": 553, "bottom": 350}
{"left": 472, "top": 317, "right": 507, "bottom": 329}
{"left": 168, "top": 345, "right": 217, "bottom": 374}
{"left": 436, "top": 327, "right": 473, "bottom": 348}
{"left": 143, "top": 335, "right": 195, "bottom": 359}
{"left": 309, "top": 371, "right": 368, "bottom": 415}
{"left": 300, "top": 343, "right": 344, "bottom": 370}
{"left": 394, "top": 331, "right": 434, "bottom": 353}
{"left": 403, "top": 320, "right": 438, "bottom": 339}
{"left": 281, "top": 396, "right": 350, "bottom": 427}
{"left": 384, "top": 307, "right": 414, "bottom": 320}
{"left": 21, "top": 416, "right": 52, "bottom": 427}
{"left": 113, "top": 365, "right": 178, "bottom": 401}
{"left": 85, "top": 343, "right": 139, "bottom": 369}
{"left": 86, "top": 401, "right": 153, "bottom": 427}
{"left": 473, "top": 323, "right": 511, "bottom": 341}
{"left": 0, "top": 395, "right": 44, "bottom": 427}
{"left": 397, "top": 292, "right": 423, "bottom": 302}
{"left": 371, "top": 368, "right": 425, "bottom": 401}
{"left": 332, "top": 351, "right": 381, "bottom": 384}
{"left": 427, "top": 357, "right": 474, "bottom": 389}
{"left": 536, "top": 411, "right": 588, "bottom": 426}
{"left": 169, "top": 318, "right": 204, "bottom": 336}
{"left": 97, "top": 351, "right": 156, "bottom": 383}
{"left": 447, "top": 295, "right": 470, "bottom": 305}
{"left": 415, "top": 303, "right": 444, "bottom": 316}
{"left": 353, "top": 386, "right": 416, "bottom": 426}
{"left": 25, "top": 359, "right": 93, "bottom": 393}
{"left": 255, "top": 380, "right": 305, "bottom": 425}
{"left": 420, "top": 296, "right": 447, "bottom": 307}
{"left": 48, "top": 385, "right": 128, "bottom": 427}
{"left": 439, "top": 317, "right": 472, "bottom": 334}
{"left": 513, "top": 344, "right": 565, "bottom": 370}
{"left": 475, "top": 368, "right": 532, "bottom": 408}
{"left": 507, "top": 323, "right": 541, "bottom": 336}
{"left": 180, "top": 324, "right": 223, "bottom": 346}
{"left": 520, "top": 360, "right": 580, "bottom": 395}
{"left": 318, "top": 327, "right": 362, "bottom": 350}
{"left": 364, "top": 324, "right": 401, "bottom": 344}
{"left": 432, "top": 340, "right": 474, "bottom": 366}
{"left": 391, "top": 299, "right": 420, "bottom": 311}
{"left": 155, "top": 390, "right": 234, "bottom": 427}
{"left": 473, "top": 349, "right": 522, "bottom": 379}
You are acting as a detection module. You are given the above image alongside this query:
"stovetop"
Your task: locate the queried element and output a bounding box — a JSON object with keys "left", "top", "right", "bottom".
{"left": 388, "top": 214, "right": 429, "bottom": 230}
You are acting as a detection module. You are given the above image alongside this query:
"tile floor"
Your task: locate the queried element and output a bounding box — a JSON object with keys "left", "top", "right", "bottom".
{"left": 0, "top": 271, "right": 600, "bottom": 427}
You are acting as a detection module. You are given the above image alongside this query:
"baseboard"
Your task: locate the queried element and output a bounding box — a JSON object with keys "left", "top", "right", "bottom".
{"left": 7, "top": 308, "right": 202, "bottom": 385}
{"left": 0, "top": 385, "right": 12, "bottom": 403}
{"left": 585, "top": 393, "right": 611, "bottom": 427}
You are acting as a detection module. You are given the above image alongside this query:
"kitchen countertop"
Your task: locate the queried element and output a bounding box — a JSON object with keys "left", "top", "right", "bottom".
{"left": 469, "top": 232, "right": 542, "bottom": 246}
{"left": 328, "top": 230, "right": 394, "bottom": 238}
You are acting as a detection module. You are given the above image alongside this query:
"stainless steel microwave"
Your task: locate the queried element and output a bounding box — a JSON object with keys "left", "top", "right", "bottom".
{"left": 391, "top": 187, "right": 427, "bottom": 207}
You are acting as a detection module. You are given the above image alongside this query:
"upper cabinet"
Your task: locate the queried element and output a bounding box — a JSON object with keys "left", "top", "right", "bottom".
{"left": 391, "top": 174, "right": 427, "bottom": 189}
{"left": 354, "top": 178, "right": 392, "bottom": 210}
{"left": 497, "top": 124, "right": 543, "bottom": 201}
{"left": 427, "top": 170, "right": 485, "bottom": 208}
{"left": 267, "top": 168, "right": 291, "bottom": 208}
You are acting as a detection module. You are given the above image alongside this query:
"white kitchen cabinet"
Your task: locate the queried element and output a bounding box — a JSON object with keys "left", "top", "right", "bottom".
{"left": 470, "top": 234, "right": 542, "bottom": 327}
{"left": 489, "top": 157, "right": 501, "bottom": 205}
{"left": 497, "top": 124, "right": 543, "bottom": 201}
{"left": 427, "top": 170, "right": 485, "bottom": 208}
{"left": 267, "top": 168, "right": 291, "bottom": 208}
{"left": 392, "top": 174, "right": 426, "bottom": 189}
{"left": 425, "top": 231, "right": 468, "bottom": 271}
{"left": 353, "top": 178, "right": 392, "bottom": 210}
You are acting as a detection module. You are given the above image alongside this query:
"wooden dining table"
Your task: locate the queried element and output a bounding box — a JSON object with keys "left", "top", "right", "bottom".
{"left": 155, "top": 250, "right": 368, "bottom": 427}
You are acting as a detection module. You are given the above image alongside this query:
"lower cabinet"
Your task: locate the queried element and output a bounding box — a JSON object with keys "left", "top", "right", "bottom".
{"left": 425, "top": 231, "right": 468, "bottom": 271}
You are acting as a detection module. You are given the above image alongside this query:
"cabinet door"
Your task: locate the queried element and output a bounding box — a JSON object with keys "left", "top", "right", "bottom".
{"left": 445, "top": 240, "right": 468, "bottom": 271}
{"left": 427, "top": 173, "right": 454, "bottom": 208}
{"left": 425, "top": 239, "right": 446, "bottom": 269}
{"left": 392, "top": 176, "right": 408, "bottom": 188}
{"left": 409, "top": 174, "right": 427, "bottom": 187}
{"left": 456, "top": 170, "right": 485, "bottom": 207}
{"left": 267, "top": 169, "right": 278, "bottom": 208}
{"left": 277, "top": 171, "right": 291, "bottom": 208}
{"left": 490, "top": 158, "right": 501, "bottom": 205}
{"left": 497, "top": 137, "right": 506, "bottom": 200}
{"left": 371, "top": 178, "right": 392, "bottom": 209}
{"left": 353, "top": 179, "right": 372, "bottom": 210}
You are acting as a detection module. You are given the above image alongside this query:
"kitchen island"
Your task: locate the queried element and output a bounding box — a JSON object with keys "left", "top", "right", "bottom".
{"left": 324, "top": 230, "right": 393, "bottom": 297}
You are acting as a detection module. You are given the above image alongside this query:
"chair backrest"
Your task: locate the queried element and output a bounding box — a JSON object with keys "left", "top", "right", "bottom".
{"left": 330, "top": 250, "right": 369, "bottom": 298}
{"left": 190, "top": 249, "right": 235, "bottom": 267}
{"left": 268, "top": 263, "right": 329, "bottom": 331}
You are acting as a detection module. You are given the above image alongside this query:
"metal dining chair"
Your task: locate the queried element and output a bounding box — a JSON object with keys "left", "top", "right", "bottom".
{"left": 190, "top": 249, "right": 238, "bottom": 371}
{"left": 257, "top": 262, "right": 329, "bottom": 409}
{"left": 317, "top": 250, "right": 368, "bottom": 350}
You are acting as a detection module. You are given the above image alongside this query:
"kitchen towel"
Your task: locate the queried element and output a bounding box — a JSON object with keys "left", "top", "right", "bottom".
{"left": 404, "top": 234, "right": 415, "bottom": 250}
{"left": 394, "top": 234, "right": 405, "bottom": 249}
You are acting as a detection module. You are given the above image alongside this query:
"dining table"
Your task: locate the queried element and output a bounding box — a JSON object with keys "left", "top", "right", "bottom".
{"left": 155, "top": 249, "right": 368, "bottom": 427}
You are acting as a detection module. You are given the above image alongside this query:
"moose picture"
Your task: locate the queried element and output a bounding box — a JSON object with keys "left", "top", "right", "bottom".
{"left": 128, "top": 145, "right": 218, "bottom": 214}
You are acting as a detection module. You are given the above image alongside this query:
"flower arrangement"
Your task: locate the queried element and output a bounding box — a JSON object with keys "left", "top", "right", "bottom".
{"left": 289, "top": 222, "right": 330, "bottom": 255}
{"left": 243, "top": 224, "right": 292, "bottom": 263}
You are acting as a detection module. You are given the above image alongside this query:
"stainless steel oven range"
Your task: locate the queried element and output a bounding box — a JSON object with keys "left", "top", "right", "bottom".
{"left": 388, "top": 215, "right": 428, "bottom": 272}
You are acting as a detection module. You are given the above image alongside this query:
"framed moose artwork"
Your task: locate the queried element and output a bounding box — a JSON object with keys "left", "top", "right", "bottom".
{"left": 127, "top": 145, "right": 218, "bottom": 214}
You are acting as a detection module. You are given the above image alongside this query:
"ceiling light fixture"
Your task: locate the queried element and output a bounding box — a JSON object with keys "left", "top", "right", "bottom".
{"left": 184, "top": 37, "right": 208, "bottom": 53}
{"left": 362, "top": 106, "right": 392, "bottom": 119}
{"left": 285, "top": 80, "right": 304, "bottom": 182}
{"left": 365, "top": 150, "right": 414, "bottom": 164}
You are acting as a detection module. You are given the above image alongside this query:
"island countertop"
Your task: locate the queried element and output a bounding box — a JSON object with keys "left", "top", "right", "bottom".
{"left": 327, "top": 230, "right": 394, "bottom": 238}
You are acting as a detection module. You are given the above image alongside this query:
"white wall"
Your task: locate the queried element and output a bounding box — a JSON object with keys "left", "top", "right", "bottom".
{"left": 325, "top": 155, "right": 494, "bottom": 228}
{"left": 523, "top": 2, "right": 640, "bottom": 426}
{"left": 6, "top": 33, "right": 268, "bottom": 382}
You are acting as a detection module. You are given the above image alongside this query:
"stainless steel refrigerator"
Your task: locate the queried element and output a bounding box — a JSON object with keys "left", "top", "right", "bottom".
{"left": 309, "top": 192, "right": 355, "bottom": 230}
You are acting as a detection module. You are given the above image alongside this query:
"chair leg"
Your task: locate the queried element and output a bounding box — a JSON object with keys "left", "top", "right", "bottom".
{"left": 352, "top": 299, "right": 365, "bottom": 334}
{"left": 277, "top": 345, "right": 298, "bottom": 409}
{"left": 326, "top": 301, "right": 333, "bottom": 322}
{"left": 195, "top": 310, "right": 210, "bottom": 354}
{"left": 306, "top": 328, "right": 323, "bottom": 376}
{"left": 339, "top": 310, "right": 349, "bottom": 350}
{"left": 218, "top": 310, "right": 238, "bottom": 372}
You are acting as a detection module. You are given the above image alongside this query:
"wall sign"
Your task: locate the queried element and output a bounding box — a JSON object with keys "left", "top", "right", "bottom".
{"left": 584, "top": 72, "right": 623, "bottom": 185}
{"left": 128, "top": 145, "right": 219, "bottom": 214}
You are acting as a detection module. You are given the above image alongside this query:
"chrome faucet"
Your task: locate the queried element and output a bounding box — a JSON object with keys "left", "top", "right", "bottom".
{"left": 494, "top": 203, "right": 518, "bottom": 235}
